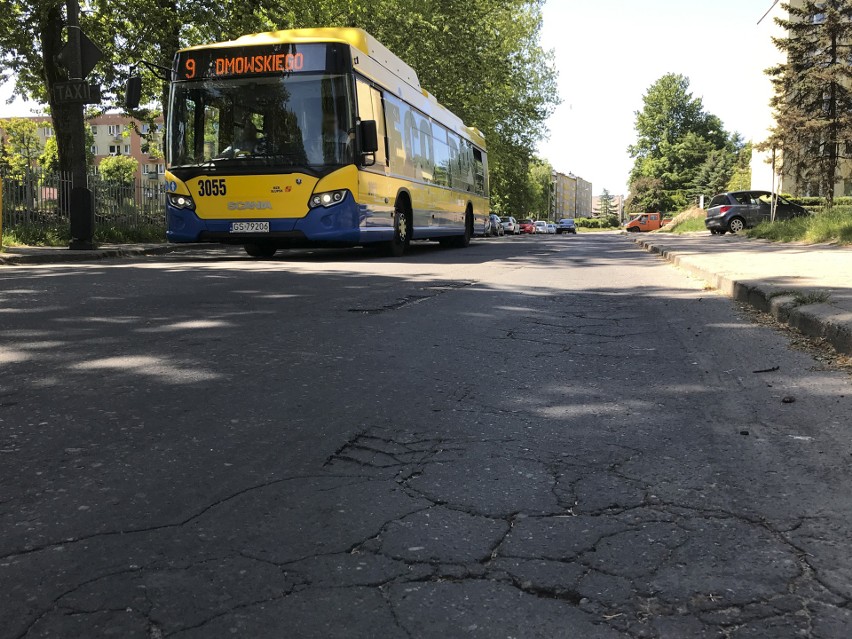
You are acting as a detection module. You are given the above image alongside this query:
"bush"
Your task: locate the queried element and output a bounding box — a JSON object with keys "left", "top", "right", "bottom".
{"left": 575, "top": 216, "right": 620, "bottom": 229}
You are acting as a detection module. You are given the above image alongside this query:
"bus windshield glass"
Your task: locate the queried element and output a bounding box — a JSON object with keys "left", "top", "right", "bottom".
{"left": 168, "top": 73, "right": 354, "bottom": 170}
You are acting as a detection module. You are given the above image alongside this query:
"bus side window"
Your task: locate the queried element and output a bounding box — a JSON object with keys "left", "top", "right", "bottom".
{"left": 433, "top": 125, "right": 450, "bottom": 187}
{"left": 419, "top": 118, "right": 434, "bottom": 183}
{"left": 369, "top": 87, "right": 388, "bottom": 168}
{"left": 403, "top": 108, "right": 420, "bottom": 174}
{"left": 384, "top": 97, "right": 407, "bottom": 176}
{"left": 447, "top": 133, "right": 459, "bottom": 189}
{"left": 473, "top": 147, "right": 485, "bottom": 195}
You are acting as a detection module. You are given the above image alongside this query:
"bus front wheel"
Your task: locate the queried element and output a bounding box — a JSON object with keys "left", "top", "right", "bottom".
{"left": 387, "top": 202, "right": 411, "bottom": 257}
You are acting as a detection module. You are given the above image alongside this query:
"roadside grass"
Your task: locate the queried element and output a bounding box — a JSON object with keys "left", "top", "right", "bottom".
{"left": 2, "top": 224, "right": 166, "bottom": 249}
{"left": 767, "top": 289, "right": 833, "bottom": 306}
{"left": 659, "top": 206, "right": 706, "bottom": 234}
{"left": 2, "top": 225, "right": 70, "bottom": 248}
{"left": 746, "top": 206, "right": 852, "bottom": 245}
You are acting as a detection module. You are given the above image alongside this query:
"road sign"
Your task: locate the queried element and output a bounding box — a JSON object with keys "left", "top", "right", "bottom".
{"left": 57, "top": 30, "right": 103, "bottom": 79}
{"left": 53, "top": 81, "right": 101, "bottom": 104}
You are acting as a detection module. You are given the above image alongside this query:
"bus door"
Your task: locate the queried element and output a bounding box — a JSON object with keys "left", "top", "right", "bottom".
{"left": 355, "top": 78, "right": 391, "bottom": 229}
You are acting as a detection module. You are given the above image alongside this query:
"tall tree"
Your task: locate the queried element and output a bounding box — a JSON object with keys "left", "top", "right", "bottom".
{"left": 764, "top": 0, "right": 852, "bottom": 205}
{"left": 726, "top": 141, "right": 753, "bottom": 192}
{"left": 628, "top": 73, "right": 731, "bottom": 211}
{"left": 527, "top": 156, "right": 553, "bottom": 219}
{"left": 0, "top": 117, "right": 41, "bottom": 178}
{"left": 598, "top": 189, "right": 613, "bottom": 217}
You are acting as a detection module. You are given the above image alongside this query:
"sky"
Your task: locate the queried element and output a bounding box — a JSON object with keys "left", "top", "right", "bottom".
{"left": 1, "top": 1, "right": 782, "bottom": 197}
{"left": 536, "top": 0, "right": 783, "bottom": 196}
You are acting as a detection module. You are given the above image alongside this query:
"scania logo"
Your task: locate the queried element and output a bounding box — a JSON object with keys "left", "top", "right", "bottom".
{"left": 228, "top": 201, "right": 273, "bottom": 210}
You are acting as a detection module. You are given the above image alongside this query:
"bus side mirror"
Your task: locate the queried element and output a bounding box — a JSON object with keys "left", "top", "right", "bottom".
{"left": 359, "top": 120, "right": 378, "bottom": 153}
{"left": 125, "top": 75, "right": 142, "bottom": 109}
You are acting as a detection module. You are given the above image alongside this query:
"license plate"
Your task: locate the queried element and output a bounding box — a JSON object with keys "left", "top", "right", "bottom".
{"left": 230, "top": 221, "right": 269, "bottom": 233}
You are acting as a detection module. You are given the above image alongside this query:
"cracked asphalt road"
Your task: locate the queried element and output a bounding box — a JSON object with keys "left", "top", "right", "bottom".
{"left": 1, "top": 234, "right": 850, "bottom": 638}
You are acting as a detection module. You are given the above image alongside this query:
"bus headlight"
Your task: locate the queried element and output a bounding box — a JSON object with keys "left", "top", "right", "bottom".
{"left": 309, "top": 189, "right": 348, "bottom": 208}
{"left": 168, "top": 193, "right": 196, "bottom": 210}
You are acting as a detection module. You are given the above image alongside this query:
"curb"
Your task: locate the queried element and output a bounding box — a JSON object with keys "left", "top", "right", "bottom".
{"left": 632, "top": 236, "right": 852, "bottom": 356}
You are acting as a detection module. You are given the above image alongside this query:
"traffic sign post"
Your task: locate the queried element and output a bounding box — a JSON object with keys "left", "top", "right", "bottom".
{"left": 61, "top": 0, "right": 101, "bottom": 250}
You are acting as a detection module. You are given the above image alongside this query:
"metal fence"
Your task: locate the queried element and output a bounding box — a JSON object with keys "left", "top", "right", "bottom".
{"left": 1, "top": 169, "right": 166, "bottom": 231}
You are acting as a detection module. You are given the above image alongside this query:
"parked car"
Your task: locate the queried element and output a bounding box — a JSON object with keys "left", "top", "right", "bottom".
{"left": 546, "top": 223, "right": 556, "bottom": 234}
{"left": 705, "top": 190, "right": 809, "bottom": 234}
{"left": 556, "top": 218, "right": 577, "bottom": 234}
{"left": 534, "top": 221, "right": 548, "bottom": 234}
{"left": 624, "top": 212, "right": 672, "bottom": 232}
{"left": 518, "top": 219, "right": 536, "bottom": 234}
{"left": 489, "top": 213, "right": 504, "bottom": 236}
{"left": 500, "top": 216, "right": 518, "bottom": 234}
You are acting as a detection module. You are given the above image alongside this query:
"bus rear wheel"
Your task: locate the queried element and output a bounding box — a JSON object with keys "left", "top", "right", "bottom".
{"left": 244, "top": 243, "right": 277, "bottom": 258}
{"left": 443, "top": 209, "right": 473, "bottom": 248}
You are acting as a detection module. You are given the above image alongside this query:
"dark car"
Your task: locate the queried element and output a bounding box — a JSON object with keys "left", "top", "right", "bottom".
{"left": 518, "top": 219, "right": 535, "bottom": 234}
{"left": 705, "top": 191, "right": 809, "bottom": 234}
{"left": 556, "top": 218, "right": 577, "bottom": 234}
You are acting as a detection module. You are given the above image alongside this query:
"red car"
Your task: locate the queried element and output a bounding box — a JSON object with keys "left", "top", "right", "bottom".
{"left": 518, "top": 219, "right": 535, "bottom": 234}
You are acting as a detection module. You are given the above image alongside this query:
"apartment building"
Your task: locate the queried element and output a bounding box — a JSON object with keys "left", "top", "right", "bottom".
{"left": 0, "top": 113, "right": 165, "bottom": 184}
{"left": 550, "top": 171, "right": 593, "bottom": 219}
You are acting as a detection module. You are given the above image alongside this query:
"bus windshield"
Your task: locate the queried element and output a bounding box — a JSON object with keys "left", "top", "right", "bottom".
{"left": 168, "top": 73, "right": 354, "bottom": 170}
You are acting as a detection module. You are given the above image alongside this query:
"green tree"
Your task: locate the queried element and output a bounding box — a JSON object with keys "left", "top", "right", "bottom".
{"left": 98, "top": 154, "right": 138, "bottom": 184}
{"left": 38, "top": 125, "right": 94, "bottom": 172}
{"left": 3, "top": 118, "right": 42, "bottom": 176}
{"left": 1, "top": 117, "right": 41, "bottom": 179}
{"left": 626, "top": 176, "right": 665, "bottom": 213}
{"left": 689, "top": 135, "right": 748, "bottom": 200}
{"left": 527, "top": 157, "right": 553, "bottom": 219}
{"left": 1, "top": 117, "right": 42, "bottom": 210}
{"left": 38, "top": 136, "right": 59, "bottom": 172}
{"left": 726, "top": 141, "right": 752, "bottom": 191}
{"left": 628, "top": 73, "right": 732, "bottom": 211}
{"left": 598, "top": 189, "right": 613, "bottom": 217}
{"left": 763, "top": 0, "right": 852, "bottom": 205}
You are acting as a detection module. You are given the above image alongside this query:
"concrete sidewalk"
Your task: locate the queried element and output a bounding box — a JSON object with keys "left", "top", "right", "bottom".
{"left": 629, "top": 232, "right": 852, "bottom": 356}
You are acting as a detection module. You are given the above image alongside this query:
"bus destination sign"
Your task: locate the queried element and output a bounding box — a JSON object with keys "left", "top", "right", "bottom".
{"left": 176, "top": 43, "right": 349, "bottom": 81}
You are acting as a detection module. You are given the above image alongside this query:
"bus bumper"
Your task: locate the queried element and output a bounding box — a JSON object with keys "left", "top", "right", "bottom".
{"left": 166, "top": 198, "right": 383, "bottom": 245}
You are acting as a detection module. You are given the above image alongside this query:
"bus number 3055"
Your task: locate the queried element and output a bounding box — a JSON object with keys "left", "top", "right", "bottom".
{"left": 198, "top": 179, "right": 227, "bottom": 196}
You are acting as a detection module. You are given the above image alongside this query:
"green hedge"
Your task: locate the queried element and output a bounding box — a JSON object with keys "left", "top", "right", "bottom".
{"left": 575, "top": 215, "right": 620, "bottom": 229}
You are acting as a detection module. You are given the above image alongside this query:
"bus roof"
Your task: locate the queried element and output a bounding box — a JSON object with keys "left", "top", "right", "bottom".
{"left": 178, "top": 27, "right": 486, "bottom": 149}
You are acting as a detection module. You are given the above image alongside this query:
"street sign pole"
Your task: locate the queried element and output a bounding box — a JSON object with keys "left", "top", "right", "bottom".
{"left": 65, "top": 0, "right": 95, "bottom": 250}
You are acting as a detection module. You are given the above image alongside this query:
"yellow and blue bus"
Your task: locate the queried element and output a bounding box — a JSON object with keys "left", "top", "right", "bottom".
{"left": 161, "top": 27, "right": 489, "bottom": 257}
